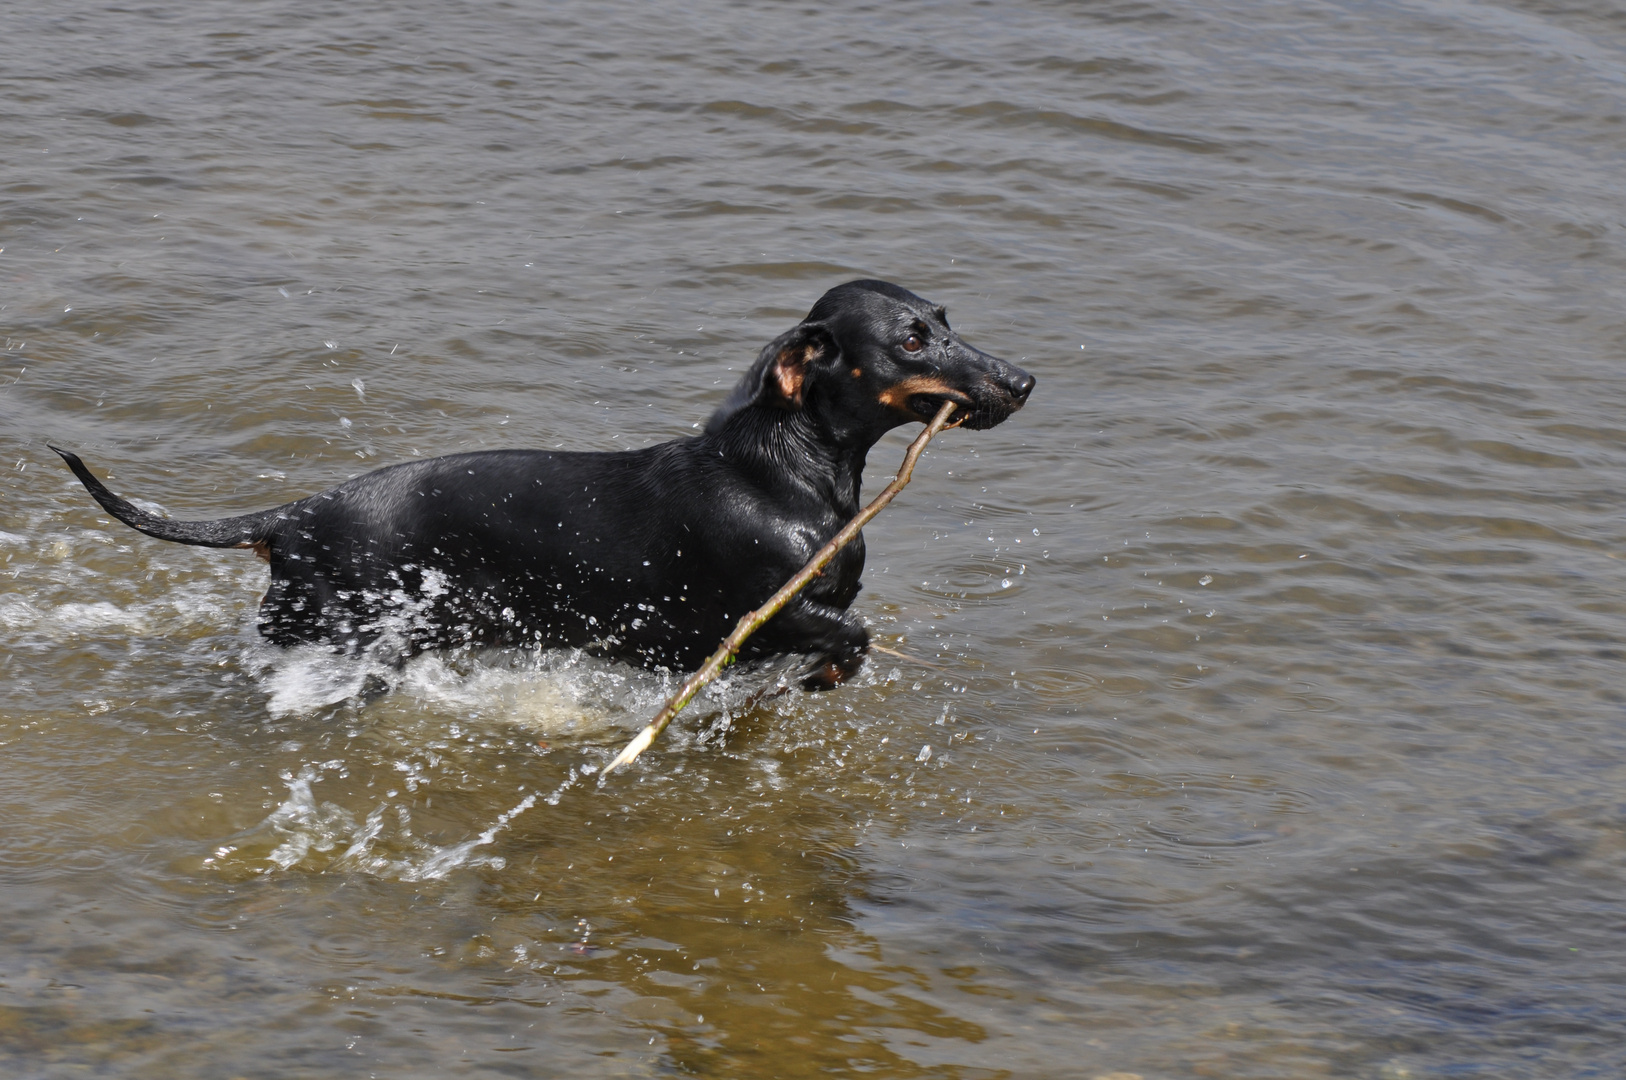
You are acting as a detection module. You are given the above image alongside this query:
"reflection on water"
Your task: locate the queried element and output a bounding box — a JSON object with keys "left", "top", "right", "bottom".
{"left": 6, "top": 0, "right": 1626, "bottom": 1076}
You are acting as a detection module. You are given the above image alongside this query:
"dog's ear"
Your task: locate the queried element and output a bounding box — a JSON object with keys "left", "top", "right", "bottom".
{"left": 757, "top": 322, "right": 838, "bottom": 410}
{"left": 708, "top": 322, "right": 839, "bottom": 430}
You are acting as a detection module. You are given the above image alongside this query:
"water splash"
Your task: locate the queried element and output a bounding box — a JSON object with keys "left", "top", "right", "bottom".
{"left": 244, "top": 762, "right": 582, "bottom": 881}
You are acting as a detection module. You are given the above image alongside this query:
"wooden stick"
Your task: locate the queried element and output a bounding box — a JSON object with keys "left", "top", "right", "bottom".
{"left": 599, "top": 400, "right": 958, "bottom": 778}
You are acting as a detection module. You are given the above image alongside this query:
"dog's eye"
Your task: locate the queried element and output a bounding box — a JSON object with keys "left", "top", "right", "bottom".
{"left": 902, "top": 334, "right": 923, "bottom": 353}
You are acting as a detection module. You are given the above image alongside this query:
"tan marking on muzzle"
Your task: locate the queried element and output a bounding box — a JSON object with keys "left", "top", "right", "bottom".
{"left": 878, "top": 375, "right": 972, "bottom": 413}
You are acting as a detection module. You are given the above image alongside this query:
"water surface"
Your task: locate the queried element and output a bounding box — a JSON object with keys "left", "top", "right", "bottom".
{"left": 4, "top": 1, "right": 1626, "bottom": 1076}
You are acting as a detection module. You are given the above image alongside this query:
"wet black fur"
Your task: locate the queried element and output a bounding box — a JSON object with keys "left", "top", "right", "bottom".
{"left": 54, "top": 280, "right": 1034, "bottom": 689}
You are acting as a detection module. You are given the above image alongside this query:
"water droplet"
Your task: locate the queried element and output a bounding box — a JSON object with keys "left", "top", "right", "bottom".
{"left": 1199, "top": 574, "right": 1213, "bottom": 586}
{"left": 1001, "top": 578, "right": 1013, "bottom": 589}
{"left": 916, "top": 744, "right": 932, "bottom": 762}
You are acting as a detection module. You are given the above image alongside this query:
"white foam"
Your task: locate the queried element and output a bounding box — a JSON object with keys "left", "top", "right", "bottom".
{"left": 255, "top": 643, "right": 395, "bottom": 716}
{"left": 0, "top": 594, "right": 149, "bottom": 634}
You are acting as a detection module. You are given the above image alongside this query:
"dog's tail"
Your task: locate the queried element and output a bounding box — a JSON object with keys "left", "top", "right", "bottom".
{"left": 51, "top": 446, "right": 276, "bottom": 551}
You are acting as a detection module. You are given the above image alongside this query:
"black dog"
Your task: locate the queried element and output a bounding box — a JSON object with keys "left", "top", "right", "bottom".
{"left": 55, "top": 280, "right": 1034, "bottom": 689}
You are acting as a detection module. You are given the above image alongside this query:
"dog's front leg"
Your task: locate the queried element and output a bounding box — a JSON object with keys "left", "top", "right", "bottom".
{"left": 752, "top": 595, "right": 870, "bottom": 692}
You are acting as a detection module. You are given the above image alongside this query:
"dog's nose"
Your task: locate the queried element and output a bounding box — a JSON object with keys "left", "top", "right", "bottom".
{"left": 1005, "top": 372, "right": 1036, "bottom": 401}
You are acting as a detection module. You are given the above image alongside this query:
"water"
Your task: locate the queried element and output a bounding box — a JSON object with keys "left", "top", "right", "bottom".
{"left": 4, "top": 0, "right": 1626, "bottom": 1075}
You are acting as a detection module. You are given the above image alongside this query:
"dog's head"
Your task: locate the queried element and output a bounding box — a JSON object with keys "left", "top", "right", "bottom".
{"left": 709, "top": 280, "right": 1035, "bottom": 442}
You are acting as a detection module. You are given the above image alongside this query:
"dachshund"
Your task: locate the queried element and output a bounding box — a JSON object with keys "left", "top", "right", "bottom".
{"left": 54, "top": 279, "right": 1034, "bottom": 690}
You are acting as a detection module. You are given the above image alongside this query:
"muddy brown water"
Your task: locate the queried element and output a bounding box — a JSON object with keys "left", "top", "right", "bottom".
{"left": 4, "top": 1, "right": 1626, "bottom": 1077}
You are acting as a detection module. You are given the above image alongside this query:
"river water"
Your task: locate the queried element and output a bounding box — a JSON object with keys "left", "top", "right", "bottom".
{"left": 4, "top": 1, "right": 1625, "bottom": 1076}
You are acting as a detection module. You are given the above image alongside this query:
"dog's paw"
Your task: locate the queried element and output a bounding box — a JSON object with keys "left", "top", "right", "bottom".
{"left": 357, "top": 672, "right": 392, "bottom": 704}
{"left": 798, "top": 652, "right": 865, "bottom": 692}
